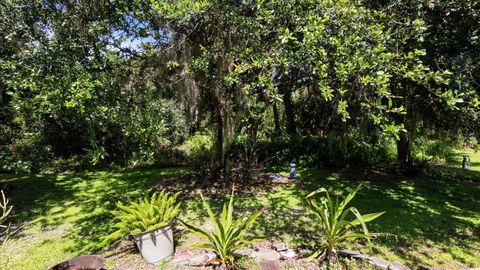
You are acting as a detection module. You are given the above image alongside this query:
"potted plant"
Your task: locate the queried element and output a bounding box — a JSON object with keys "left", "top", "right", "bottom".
{"left": 105, "top": 190, "right": 181, "bottom": 264}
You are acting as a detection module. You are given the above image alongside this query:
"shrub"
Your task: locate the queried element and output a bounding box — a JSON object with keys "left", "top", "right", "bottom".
{"left": 181, "top": 190, "right": 264, "bottom": 269}
{"left": 0, "top": 145, "right": 31, "bottom": 173}
{"left": 104, "top": 190, "right": 181, "bottom": 244}
{"left": 306, "top": 186, "right": 384, "bottom": 262}
{"left": 179, "top": 131, "right": 214, "bottom": 174}
{"left": 228, "top": 132, "right": 396, "bottom": 169}
{"left": 181, "top": 131, "right": 214, "bottom": 159}
{"left": 413, "top": 138, "right": 457, "bottom": 163}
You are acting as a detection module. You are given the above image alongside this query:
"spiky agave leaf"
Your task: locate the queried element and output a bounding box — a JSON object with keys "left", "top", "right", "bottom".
{"left": 180, "top": 191, "right": 264, "bottom": 269}
{"left": 306, "top": 186, "right": 384, "bottom": 262}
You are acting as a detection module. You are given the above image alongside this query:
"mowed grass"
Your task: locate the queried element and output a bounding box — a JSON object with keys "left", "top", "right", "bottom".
{"left": 0, "top": 168, "right": 190, "bottom": 269}
{"left": 1, "top": 156, "right": 479, "bottom": 269}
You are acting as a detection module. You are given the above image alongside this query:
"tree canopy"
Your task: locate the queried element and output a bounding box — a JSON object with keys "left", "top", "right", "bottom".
{"left": 0, "top": 0, "right": 478, "bottom": 173}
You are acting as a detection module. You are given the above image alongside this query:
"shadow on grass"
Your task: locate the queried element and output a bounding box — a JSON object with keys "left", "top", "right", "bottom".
{"left": 1, "top": 167, "right": 190, "bottom": 256}
{"left": 179, "top": 167, "right": 479, "bottom": 267}
{"left": 2, "top": 164, "right": 479, "bottom": 268}
{"left": 300, "top": 167, "right": 480, "bottom": 267}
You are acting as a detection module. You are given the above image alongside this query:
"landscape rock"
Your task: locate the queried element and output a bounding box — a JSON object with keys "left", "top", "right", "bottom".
{"left": 250, "top": 248, "right": 281, "bottom": 262}
{"left": 49, "top": 255, "right": 105, "bottom": 270}
{"left": 171, "top": 252, "right": 217, "bottom": 267}
{"left": 187, "top": 253, "right": 217, "bottom": 266}
{"left": 259, "top": 260, "right": 281, "bottom": 270}
{"left": 278, "top": 249, "right": 296, "bottom": 259}
{"left": 388, "top": 262, "right": 411, "bottom": 270}
{"left": 339, "top": 249, "right": 361, "bottom": 256}
{"left": 271, "top": 242, "right": 288, "bottom": 251}
{"left": 351, "top": 253, "right": 370, "bottom": 260}
{"left": 252, "top": 241, "right": 268, "bottom": 250}
{"left": 368, "top": 256, "right": 390, "bottom": 269}
{"left": 171, "top": 250, "right": 194, "bottom": 265}
{"left": 235, "top": 247, "right": 250, "bottom": 256}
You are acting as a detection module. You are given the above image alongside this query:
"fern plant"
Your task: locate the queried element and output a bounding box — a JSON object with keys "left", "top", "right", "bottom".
{"left": 181, "top": 190, "right": 264, "bottom": 270}
{"left": 306, "top": 186, "right": 384, "bottom": 262}
{"left": 105, "top": 190, "right": 181, "bottom": 243}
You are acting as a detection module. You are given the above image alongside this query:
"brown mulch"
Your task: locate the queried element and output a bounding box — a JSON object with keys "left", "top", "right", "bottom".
{"left": 155, "top": 172, "right": 295, "bottom": 199}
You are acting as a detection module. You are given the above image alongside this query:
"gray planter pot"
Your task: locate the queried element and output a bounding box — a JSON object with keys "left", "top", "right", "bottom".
{"left": 132, "top": 225, "right": 174, "bottom": 264}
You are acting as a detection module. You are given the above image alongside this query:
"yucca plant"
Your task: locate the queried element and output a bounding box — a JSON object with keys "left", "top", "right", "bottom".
{"left": 180, "top": 190, "right": 264, "bottom": 269}
{"left": 1, "top": 190, "right": 13, "bottom": 253}
{"left": 105, "top": 190, "right": 181, "bottom": 243}
{"left": 0, "top": 190, "right": 12, "bottom": 226}
{"left": 306, "top": 186, "right": 384, "bottom": 262}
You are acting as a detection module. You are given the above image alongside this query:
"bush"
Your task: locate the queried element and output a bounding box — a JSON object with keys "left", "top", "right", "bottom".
{"left": 179, "top": 131, "right": 214, "bottom": 172}
{"left": 0, "top": 145, "right": 31, "bottom": 173}
{"left": 227, "top": 132, "right": 396, "bottom": 168}
{"left": 413, "top": 138, "right": 457, "bottom": 163}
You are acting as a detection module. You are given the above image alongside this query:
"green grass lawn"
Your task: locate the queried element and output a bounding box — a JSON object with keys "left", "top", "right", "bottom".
{"left": 1, "top": 156, "right": 479, "bottom": 269}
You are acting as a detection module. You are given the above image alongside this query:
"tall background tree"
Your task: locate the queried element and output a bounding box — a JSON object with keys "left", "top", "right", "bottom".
{"left": 0, "top": 0, "right": 478, "bottom": 174}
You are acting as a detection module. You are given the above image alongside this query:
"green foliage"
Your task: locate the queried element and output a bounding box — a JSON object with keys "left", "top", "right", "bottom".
{"left": 413, "top": 138, "right": 458, "bottom": 163}
{"left": 180, "top": 191, "right": 264, "bottom": 269}
{"left": 179, "top": 131, "right": 214, "bottom": 172}
{"left": 0, "top": 145, "right": 28, "bottom": 173}
{"left": 104, "top": 190, "right": 181, "bottom": 245}
{"left": 180, "top": 131, "right": 214, "bottom": 159}
{"left": 0, "top": 0, "right": 478, "bottom": 170}
{"left": 230, "top": 132, "right": 396, "bottom": 168}
{"left": 306, "top": 186, "right": 384, "bottom": 261}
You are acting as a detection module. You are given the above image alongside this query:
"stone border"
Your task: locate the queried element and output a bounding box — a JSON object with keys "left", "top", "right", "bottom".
{"left": 339, "top": 250, "right": 411, "bottom": 270}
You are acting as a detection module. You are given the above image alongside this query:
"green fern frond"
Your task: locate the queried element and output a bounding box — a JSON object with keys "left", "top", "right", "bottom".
{"left": 104, "top": 190, "right": 181, "bottom": 246}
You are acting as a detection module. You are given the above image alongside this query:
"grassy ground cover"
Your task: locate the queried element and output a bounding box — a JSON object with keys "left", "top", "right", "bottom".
{"left": 1, "top": 152, "right": 479, "bottom": 269}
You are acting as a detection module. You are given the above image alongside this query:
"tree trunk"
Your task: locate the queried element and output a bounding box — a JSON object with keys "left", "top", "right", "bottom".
{"left": 214, "top": 106, "right": 224, "bottom": 172}
{"left": 273, "top": 101, "right": 281, "bottom": 134}
{"left": 397, "top": 92, "right": 416, "bottom": 168}
{"left": 397, "top": 130, "right": 412, "bottom": 167}
{"left": 283, "top": 90, "right": 296, "bottom": 135}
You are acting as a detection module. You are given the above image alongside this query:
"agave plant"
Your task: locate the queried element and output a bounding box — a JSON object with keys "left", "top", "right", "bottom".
{"left": 306, "top": 186, "right": 384, "bottom": 261}
{"left": 181, "top": 190, "right": 264, "bottom": 269}
{"left": 0, "top": 190, "right": 12, "bottom": 226}
{"left": 1, "top": 190, "right": 13, "bottom": 253}
{"left": 104, "top": 190, "right": 181, "bottom": 243}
